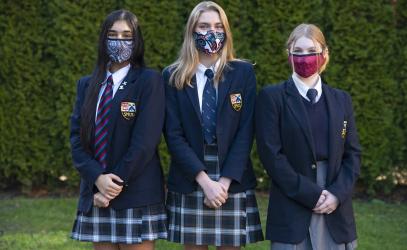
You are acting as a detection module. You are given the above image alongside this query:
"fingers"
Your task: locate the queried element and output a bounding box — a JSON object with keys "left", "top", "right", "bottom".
{"left": 218, "top": 182, "right": 228, "bottom": 200}
{"left": 94, "top": 193, "right": 109, "bottom": 207}
{"left": 108, "top": 174, "right": 124, "bottom": 185}
{"left": 106, "top": 176, "right": 123, "bottom": 192}
{"left": 314, "top": 194, "right": 326, "bottom": 209}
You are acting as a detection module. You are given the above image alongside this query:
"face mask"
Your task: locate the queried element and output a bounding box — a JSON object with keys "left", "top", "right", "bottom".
{"left": 106, "top": 39, "right": 134, "bottom": 63}
{"left": 289, "top": 52, "right": 325, "bottom": 78}
{"left": 193, "top": 30, "right": 226, "bottom": 55}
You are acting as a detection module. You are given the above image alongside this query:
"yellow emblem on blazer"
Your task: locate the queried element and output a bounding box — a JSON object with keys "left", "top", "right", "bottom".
{"left": 341, "top": 121, "right": 348, "bottom": 138}
{"left": 230, "top": 93, "right": 242, "bottom": 111}
{"left": 121, "top": 102, "right": 136, "bottom": 120}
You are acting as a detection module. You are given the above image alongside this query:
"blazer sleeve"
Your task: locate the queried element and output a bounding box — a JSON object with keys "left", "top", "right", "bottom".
{"left": 256, "top": 87, "right": 323, "bottom": 209}
{"left": 163, "top": 69, "right": 206, "bottom": 182}
{"left": 220, "top": 64, "right": 256, "bottom": 183}
{"left": 70, "top": 78, "right": 105, "bottom": 187}
{"left": 110, "top": 71, "right": 165, "bottom": 183}
{"left": 326, "top": 92, "right": 361, "bottom": 203}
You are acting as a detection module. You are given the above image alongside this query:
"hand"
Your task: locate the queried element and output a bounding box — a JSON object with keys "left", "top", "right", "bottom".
{"left": 218, "top": 177, "right": 232, "bottom": 192}
{"left": 196, "top": 171, "right": 227, "bottom": 208}
{"left": 94, "top": 192, "right": 110, "bottom": 208}
{"left": 313, "top": 190, "right": 339, "bottom": 214}
{"left": 95, "top": 173, "right": 123, "bottom": 200}
{"left": 314, "top": 192, "right": 327, "bottom": 209}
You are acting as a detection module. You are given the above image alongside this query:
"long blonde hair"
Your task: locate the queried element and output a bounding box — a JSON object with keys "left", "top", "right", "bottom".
{"left": 286, "top": 23, "right": 330, "bottom": 73}
{"left": 169, "top": 1, "right": 236, "bottom": 89}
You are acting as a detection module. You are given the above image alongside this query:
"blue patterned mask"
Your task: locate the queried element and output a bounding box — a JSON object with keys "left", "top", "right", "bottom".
{"left": 106, "top": 39, "right": 134, "bottom": 63}
{"left": 193, "top": 30, "right": 226, "bottom": 55}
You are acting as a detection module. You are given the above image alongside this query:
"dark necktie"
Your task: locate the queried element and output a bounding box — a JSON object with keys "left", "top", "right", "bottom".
{"left": 94, "top": 75, "right": 113, "bottom": 169}
{"left": 307, "top": 88, "right": 318, "bottom": 104}
{"left": 202, "top": 69, "right": 217, "bottom": 144}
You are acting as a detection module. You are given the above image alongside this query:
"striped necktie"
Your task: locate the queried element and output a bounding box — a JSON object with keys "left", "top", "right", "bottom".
{"left": 94, "top": 75, "right": 113, "bottom": 169}
{"left": 202, "top": 69, "right": 217, "bottom": 144}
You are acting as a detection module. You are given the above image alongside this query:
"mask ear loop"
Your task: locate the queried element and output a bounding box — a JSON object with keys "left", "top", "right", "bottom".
{"left": 287, "top": 43, "right": 296, "bottom": 74}
{"left": 312, "top": 39, "right": 323, "bottom": 74}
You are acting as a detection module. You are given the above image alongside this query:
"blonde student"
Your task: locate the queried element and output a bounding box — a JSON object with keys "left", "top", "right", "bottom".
{"left": 256, "top": 23, "right": 361, "bottom": 250}
{"left": 163, "top": 1, "right": 264, "bottom": 249}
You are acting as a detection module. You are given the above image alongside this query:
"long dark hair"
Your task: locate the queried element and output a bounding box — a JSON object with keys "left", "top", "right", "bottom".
{"left": 80, "top": 10, "right": 145, "bottom": 153}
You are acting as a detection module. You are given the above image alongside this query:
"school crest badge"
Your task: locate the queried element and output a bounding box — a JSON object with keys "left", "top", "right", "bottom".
{"left": 230, "top": 93, "right": 242, "bottom": 111}
{"left": 121, "top": 102, "right": 136, "bottom": 120}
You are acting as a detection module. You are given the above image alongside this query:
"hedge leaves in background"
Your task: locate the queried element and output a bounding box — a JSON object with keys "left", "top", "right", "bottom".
{"left": 0, "top": 0, "right": 405, "bottom": 194}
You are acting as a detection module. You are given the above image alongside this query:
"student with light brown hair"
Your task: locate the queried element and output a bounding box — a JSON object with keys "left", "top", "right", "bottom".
{"left": 256, "top": 23, "right": 361, "bottom": 250}
{"left": 163, "top": 1, "right": 264, "bottom": 249}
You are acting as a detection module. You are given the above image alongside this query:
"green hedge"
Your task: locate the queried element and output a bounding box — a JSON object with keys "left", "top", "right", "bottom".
{"left": 0, "top": 0, "right": 405, "bottom": 194}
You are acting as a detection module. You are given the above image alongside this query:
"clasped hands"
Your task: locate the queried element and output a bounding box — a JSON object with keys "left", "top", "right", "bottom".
{"left": 313, "top": 190, "right": 339, "bottom": 214}
{"left": 196, "top": 171, "right": 231, "bottom": 209}
{"left": 93, "top": 173, "right": 124, "bottom": 208}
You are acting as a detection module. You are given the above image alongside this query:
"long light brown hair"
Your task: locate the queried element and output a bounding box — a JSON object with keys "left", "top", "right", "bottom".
{"left": 169, "top": 1, "right": 236, "bottom": 90}
{"left": 286, "top": 23, "right": 330, "bottom": 73}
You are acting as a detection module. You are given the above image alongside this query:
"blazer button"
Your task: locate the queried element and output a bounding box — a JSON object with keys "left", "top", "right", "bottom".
{"left": 311, "top": 164, "right": 316, "bottom": 169}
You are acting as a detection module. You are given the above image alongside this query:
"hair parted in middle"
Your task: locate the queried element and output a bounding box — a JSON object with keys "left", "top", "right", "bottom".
{"left": 169, "top": 1, "right": 236, "bottom": 90}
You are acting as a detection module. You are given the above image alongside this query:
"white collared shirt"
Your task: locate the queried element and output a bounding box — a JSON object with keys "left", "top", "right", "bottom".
{"left": 195, "top": 60, "right": 220, "bottom": 111}
{"left": 95, "top": 63, "right": 130, "bottom": 118}
{"left": 292, "top": 73, "right": 323, "bottom": 103}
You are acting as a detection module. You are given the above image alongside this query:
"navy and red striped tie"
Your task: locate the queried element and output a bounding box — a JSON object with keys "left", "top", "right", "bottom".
{"left": 94, "top": 75, "right": 113, "bottom": 169}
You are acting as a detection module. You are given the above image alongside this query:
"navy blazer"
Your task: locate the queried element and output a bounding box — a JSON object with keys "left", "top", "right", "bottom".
{"left": 70, "top": 67, "right": 165, "bottom": 213}
{"left": 256, "top": 77, "right": 361, "bottom": 244}
{"left": 163, "top": 60, "right": 257, "bottom": 194}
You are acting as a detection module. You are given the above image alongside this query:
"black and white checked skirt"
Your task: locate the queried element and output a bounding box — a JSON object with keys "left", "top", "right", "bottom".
{"left": 167, "top": 144, "right": 264, "bottom": 246}
{"left": 71, "top": 203, "right": 167, "bottom": 244}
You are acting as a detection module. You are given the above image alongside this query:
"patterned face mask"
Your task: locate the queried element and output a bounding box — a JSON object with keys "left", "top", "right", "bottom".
{"left": 193, "top": 30, "right": 226, "bottom": 55}
{"left": 106, "top": 39, "right": 134, "bottom": 63}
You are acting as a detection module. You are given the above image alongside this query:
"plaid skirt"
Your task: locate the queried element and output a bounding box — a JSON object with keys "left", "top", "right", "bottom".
{"left": 167, "top": 144, "right": 264, "bottom": 246}
{"left": 71, "top": 203, "right": 167, "bottom": 244}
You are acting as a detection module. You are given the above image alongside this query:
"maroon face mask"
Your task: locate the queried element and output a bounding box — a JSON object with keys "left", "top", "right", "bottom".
{"left": 289, "top": 53, "right": 325, "bottom": 78}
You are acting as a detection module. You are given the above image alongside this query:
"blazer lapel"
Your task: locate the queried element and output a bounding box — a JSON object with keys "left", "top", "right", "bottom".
{"left": 323, "top": 84, "right": 344, "bottom": 182}
{"left": 106, "top": 67, "right": 142, "bottom": 144}
{"left": 285, "top": 78, "right": 317, "bottom": 161}
{"left": 216, "top": 68, "right": 232, "bottom": 117}
{"left": 185, "top": 76, "right": 202, "bottom": 123}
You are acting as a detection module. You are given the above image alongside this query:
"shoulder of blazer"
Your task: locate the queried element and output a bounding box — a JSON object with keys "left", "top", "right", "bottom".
{"left": 323, "top": 83, "right": 352, "bottom": 104}
{"left": 226, "top": 60, "right": 254, "bottom": 74}
{"left": 259, "top": 80, "right": 287, "bottom": 98}
{"left": 138, "top": 67, "right": 162, "bottom": 83}
{"left": 77, "top": 75, "right": 92, "bottom": 89}
{"left": 322, "top": 83, "right": 354, "bottom": 118}
{"left": 162, "top": 65, "right": 175, "bottom": 82}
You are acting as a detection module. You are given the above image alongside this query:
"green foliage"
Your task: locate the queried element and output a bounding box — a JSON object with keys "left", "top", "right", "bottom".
{"left": 1, "top": 197, "right": 407, "bottom": 249}
{"left": 0, "top": 0, "right": 405, "bottom": 194}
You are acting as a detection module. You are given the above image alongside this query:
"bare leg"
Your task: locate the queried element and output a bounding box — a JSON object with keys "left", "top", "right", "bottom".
{"left": 93, "top": 242, "right": 120, "bottom": 250}
{"left": 119, "top": 241, "right": 154, "bottom": 250}
{"left": 184, "top": 244, "right": 208, "bottom": 250}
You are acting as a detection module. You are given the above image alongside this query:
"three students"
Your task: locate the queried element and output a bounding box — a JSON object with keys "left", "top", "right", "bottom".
{"left": 70, "top": 4, "right": 361, "bottom": 250}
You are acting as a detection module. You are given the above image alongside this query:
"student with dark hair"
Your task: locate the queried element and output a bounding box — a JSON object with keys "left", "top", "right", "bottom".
{"left": 70, "top": 9, "right": 167, "bottom": 250}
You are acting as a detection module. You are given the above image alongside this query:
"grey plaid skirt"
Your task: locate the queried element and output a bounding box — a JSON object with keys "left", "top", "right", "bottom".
{"left": 167, "top": 144, "right": 264, "bottom": 246}
{"left": 71, "top": 203, "right": 167, "bottom": 244}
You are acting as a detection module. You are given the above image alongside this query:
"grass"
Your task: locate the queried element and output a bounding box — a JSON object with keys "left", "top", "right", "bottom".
{"left": 0, "top": 195, "right": 406, "bottom": 249}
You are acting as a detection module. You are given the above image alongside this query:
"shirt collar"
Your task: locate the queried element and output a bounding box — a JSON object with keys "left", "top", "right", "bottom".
{"left": 292, "top": 73, "right": 323, "bottom": 101}
{"left": 197, "top": 59, "right": 220, "bottom": 75}
{"left": 104, "top": 63, "right": 131, "bottom": 86}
